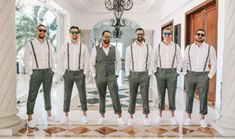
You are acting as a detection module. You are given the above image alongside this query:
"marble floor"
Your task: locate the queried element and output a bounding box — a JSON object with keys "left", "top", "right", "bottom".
{"left": 10, "top": 72, "right": 226, "bottom": 138}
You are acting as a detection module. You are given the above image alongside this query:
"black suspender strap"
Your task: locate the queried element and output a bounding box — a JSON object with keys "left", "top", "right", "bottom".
{"left": 146, "top": 44, "right": 149, "bottom": 71}
{"left": 203, "top": 45, "right": 211, "bottom": 72}
{"left": 67, "top": 43, "right": 70, "bottom": 70}
{"left": 131, "top": 44, "right": 134, "bottom": 71}
{"left": 78, "top": 43, "right": 82, "bottom": 70}
{"left": 188, "top": 45, "right": 192, "bottom": 71}
{"left": 30, "top": 41, "right": 39, "bottom": 69}
{"left": 158, "top": 43, "right": 162, "bottom": 68}
{"left": 46, "top": 41, "right": 50, "bottom": 68}
{"left": 171, "top": 44, "right": 177, "bottom": 69}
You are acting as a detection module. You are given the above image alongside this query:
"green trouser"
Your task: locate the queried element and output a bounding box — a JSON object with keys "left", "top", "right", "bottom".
{"left": 128, "top": 71, "right": 150, "bottom": 114}
{"left": 155, "top": 68, "right": 178, "bottom": 111}
{"left": 95, "top": 74, "right": 122, "bottom": 114}
{"left": 185, "top": 71, "right": 209, "bottom": 115}
{"left": 27, "top": 68, "right": 54, "bottom": 115}
{"left": 63, "top": 70, "right": 87, "bottom": 112}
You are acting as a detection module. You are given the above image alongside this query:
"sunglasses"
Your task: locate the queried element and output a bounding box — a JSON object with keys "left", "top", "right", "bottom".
{"left": 104, "top": 36, "right": 111, "bottom": 39}
{"left": 163, "top": 32, "right": 172, "bottom": 36}
{"left": 196, "top": 33, "right": 205, "bottom": 37}
{"left": 70, "top": 31, "right": 79, "bottom": 35}
{"left": 38, "top": 29, "right": 47, "bottom": 33}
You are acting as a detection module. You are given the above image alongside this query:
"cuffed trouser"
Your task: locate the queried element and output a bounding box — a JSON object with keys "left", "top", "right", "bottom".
{"left": 155, "top": 68, "right": 178, "bottom": 111}
{"left": 185, "top": 71, "right": 209, "bottom": 115}
{"left": 95, "top": 74, "right": 122, "bottom": 114}
{"left": 128, "top": 71, "right": 150, "bottom": 115}
{"left": 63, "top": 70, "right": 87, "bottom": 112}
{"left": 27, "top": 68, "right": 54, "bottom": 115}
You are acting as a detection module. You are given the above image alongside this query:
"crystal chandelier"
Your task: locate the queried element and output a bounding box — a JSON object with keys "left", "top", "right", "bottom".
{"left": 105, "top": 0, "right": 133, "bottom": 38}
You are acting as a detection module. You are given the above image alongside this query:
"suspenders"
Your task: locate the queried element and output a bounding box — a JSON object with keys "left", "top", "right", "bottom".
{"left": 130, "top": 44, "right": 149, "bottom": 71}
{"left": 30, "top": 41, "right": 50, "bottom": 69}
{"left": 158, "top": 43, "right": 177, "bottom": 69}
{"left": 67, "top": 42, "right": 82, "bottom": 70}
{"left": 188, "top": 45, "right": 211, "bottom": 72}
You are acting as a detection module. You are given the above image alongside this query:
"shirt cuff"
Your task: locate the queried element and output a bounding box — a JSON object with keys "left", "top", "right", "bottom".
{"left": 92, "top": 74, "right": 96, "bottom": 78}
{"left": 208, "top": 72, "right": 214, "bottom": 79}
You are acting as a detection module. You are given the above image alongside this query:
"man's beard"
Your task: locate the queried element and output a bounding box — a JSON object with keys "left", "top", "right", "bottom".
{"left": 196, "top": 38, "right": 204, "bottom": 43}
{"left": 137, "top": 37, "right": 144, "bottom": 42}
{"left": 103, "top": 39, "right": 110, "bottom": 44}
{"left": 38, "top": 34, "right": 45, "bottom": 39}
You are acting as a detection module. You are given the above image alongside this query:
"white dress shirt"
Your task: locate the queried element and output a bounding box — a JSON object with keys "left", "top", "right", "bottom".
{"left": 23, "top": 38, "right": 55, "bottom": 75}
{"left": 59, "top": 42, "right": 89, "bottom": 75}
{"left": 152, "top": 42, "right": 183, "bottom": 74}
{"left": 183, "top": 42, "right": 217, "bottom": 79}
{"left": 125, "top": 42, "right": 153, "bottom": 77}
{"left": 90, "top": 44, "right": 121, "bottom": 78}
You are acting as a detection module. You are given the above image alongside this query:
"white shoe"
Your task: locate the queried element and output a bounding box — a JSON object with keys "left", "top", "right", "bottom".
{"left": 154, "top": 116, "right": 162, "bottom": 125}
{"left": 27, "top": 120, "right": 36, "bottom": 128}
{"left": 47, "top": 115, "right": 58, "bottom": 122}
{"left": 143, "top": 118, "right": 151, "bottom": 126}
{"left": 61, "top": 116, "right": 69, "bottom": 124}
{"left": 81, "top": 116, "right": 88, "bottom": 124}
{"left": 117, "top": 117, "right": 126, "bottom": 126}
{"left": 127, "top": 118, "right": 133, "bottom": 126}
{"left": 183, "top": 118, "right": 192, "bottom": 126}
{"left": 97, "top": 117, "right": 105, "bottom": 124}
{"left": 200, "top": 119, "right": 207, "bottom": 128}
{"left": 170, "top": 117, "right": 178, "bottom": 125}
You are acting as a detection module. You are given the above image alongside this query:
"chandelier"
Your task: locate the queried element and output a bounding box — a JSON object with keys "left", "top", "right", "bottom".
{"left": 105, "top": 0, "right": 133, "bottom": 38}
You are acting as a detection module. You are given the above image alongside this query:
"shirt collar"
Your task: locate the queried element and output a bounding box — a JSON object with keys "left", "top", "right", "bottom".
{"left": 133, "top": 41, "right": 146, "bottom": 47}
{"left": 99, "top": 43, "right": 111, "bottom": 49}
{"left": 193, "top": 42, "right": 207, "bottom": 48}
{"left": 161, "top": 41, "right": 174, "bottom": 46}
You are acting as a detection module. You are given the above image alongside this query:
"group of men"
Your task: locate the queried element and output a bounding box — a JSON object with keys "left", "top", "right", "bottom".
{"left": 23, "top": 24, "right": 216, "bottom": 128}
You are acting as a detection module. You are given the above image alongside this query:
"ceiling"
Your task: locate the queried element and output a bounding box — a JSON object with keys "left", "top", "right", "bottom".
{"left": 67, "top": 0, "right": 168, "bottom": 13}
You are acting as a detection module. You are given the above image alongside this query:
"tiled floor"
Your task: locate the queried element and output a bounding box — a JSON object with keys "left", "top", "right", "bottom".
{"left": 14, "top": 71, "right": 223, "bottom": 138}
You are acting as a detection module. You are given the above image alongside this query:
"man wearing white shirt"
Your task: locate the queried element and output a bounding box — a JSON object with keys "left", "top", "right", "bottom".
{"left": 23, "top": 24, "right": 55, "bottom": 128}
{"left": 90, "top": 30, "right": 125, "bottom": 125}
{"left": 125, "top": 28, "right": 152, "bottom": 126}
{"left": 153, "top": 27, "right": 182, "bottom": 125}
{"left": 183, "top": 29, "right": 217, "bottom": 128}
{"left": 60, "top": 26, "right": 89, "bottom": 124}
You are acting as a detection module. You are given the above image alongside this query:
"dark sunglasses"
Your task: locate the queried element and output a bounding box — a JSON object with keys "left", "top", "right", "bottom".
{"left": 163, "top": 32, "right": 172, "bottom": 36}
{"left": 38, "top": 29, "right": 47, "bottom": 33}
{"left": 196, "top": 33, "right": 205, "bottom": 37}
{"left": 70, "top": 31, "right": 79, "bottom": 35}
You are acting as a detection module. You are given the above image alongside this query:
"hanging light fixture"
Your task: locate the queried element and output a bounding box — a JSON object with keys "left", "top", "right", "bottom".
{"left": 105, "top": 0, "right": 133, "bottom": 38}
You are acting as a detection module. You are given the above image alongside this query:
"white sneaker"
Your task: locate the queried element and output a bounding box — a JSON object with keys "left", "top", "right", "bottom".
{"left": 61, "top": 116, "right": 69, "bottom": 124}
{"left": 97, "top": 117, "right": 105, "bottom": 124}
{"left": 143, "top": 118, "right": 151, "bottom": 126}
{"left": 127, "top": 118, "right": 133, "bottom": 126}
{"left": 117, "top": 117, "right": 126, "bottom": 126}
{"left": 154, "top": 116, "right": 162, "bottom": 125}
{"left": 183, "top": 118, "right": 192, "bottom": 126}
{"left": 27, "top": 120, "right": 36, "bottom": 128}
{"left": 200, "top": 119, "right": 207, "bottom": 128}
{"left": 170, "top": 117, "right": 178, "bottom": 125}
{"left": 81, "top": 116, "right": 88, "bottom": 124}
{"left": 47, "top": 115, "right": 58, "bottom": 122}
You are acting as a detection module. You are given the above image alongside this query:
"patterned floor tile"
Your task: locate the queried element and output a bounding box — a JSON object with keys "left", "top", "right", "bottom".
{"left": 120, "top": 126, "right": 139, "bottom": 136}
{"left": 95, "top": 126, "right": 118, "bottom": 135}
{"left": 69, "top": 127, "right": 91, "bottom": 135}
{"left": 43, "top": 127, "right": 66, "bottom": 135}
{"left": 145, "top": 127, "right": 168, "bottom": 136}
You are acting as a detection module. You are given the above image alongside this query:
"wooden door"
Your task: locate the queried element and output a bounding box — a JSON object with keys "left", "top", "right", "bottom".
{"left": 186, "top": 0, "right": 217, "bottom": 105}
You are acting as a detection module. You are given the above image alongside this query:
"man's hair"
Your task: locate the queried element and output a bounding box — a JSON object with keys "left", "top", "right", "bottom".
{"left": 69, "top": 26, "right": 80, "bottom": 33}
{"left": 135, "top": 28, "right": 145, "bottom": 33}
{"left": 102, "top": 30, "right": 111, "bottom": 36}
{"left": 163, "top": 27, "right": 172, "bottom": 33}
{"left": 195, "top": 28, "right": 206, "bottom": 34}
{"left": 37, "top": 24, "right": 47, "bottom": 30}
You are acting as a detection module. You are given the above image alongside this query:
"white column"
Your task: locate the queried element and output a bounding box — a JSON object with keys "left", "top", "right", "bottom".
{"left": 211, "top": 0, "right": 235, "bottom": 136}
{"left": 0, "top": 0, "right": 24, "bottom": 135}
